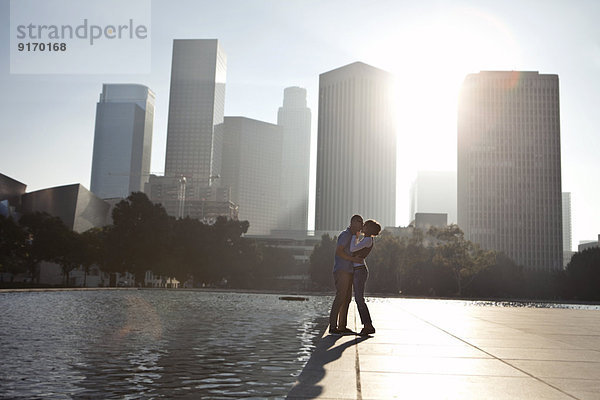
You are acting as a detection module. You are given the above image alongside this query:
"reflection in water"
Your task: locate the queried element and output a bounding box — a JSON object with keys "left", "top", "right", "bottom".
{"left": 0, "top": 290, "right": 330, "bottom": 399}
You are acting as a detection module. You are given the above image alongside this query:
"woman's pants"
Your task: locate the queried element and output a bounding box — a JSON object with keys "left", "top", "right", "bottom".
{"left": 353, "top": 267, "right": 372, "bottom": 325}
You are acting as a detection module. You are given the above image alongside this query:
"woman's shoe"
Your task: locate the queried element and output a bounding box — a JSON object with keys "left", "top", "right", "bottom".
{"left": 359, "top": 325, "right": 375, "bottom": 336}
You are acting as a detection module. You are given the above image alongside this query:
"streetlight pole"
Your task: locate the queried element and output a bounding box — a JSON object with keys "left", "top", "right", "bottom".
{"left": 178, "top": 176, "right": 187, "bottom": 219}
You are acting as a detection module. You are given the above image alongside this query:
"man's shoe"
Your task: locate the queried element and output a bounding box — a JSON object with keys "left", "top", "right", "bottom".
{"left": 329, "top": 327, "right": 342, "bottom": 335}
{"left": 359, "top": 325, "right": 375, "bottom": 336}
{"left": 338, "top": 327, "right": 355, "bottom": 335}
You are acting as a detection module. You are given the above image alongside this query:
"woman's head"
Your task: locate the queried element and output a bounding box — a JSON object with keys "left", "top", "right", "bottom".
{"left": 362, "top": 219, "right": 381, "bottom": 237}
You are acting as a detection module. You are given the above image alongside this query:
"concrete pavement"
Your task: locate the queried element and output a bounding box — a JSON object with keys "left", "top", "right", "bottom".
{"left": 287, "top": 298, "right": 600, "bottom": 400}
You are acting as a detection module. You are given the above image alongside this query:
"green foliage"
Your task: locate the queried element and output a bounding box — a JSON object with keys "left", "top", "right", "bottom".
{"left": 309, "top": 234, "right": 336, "bottom": 289}
{"left": 104, "top": 192, "right": 172, "bottom": 279}
{"left": 428, "top": 225, "right": 496, "bottom": 296}
{"left": 19, "top": 212, "right": 72, "bottom": 282}
{"left": 567, "top": 247, "right": 600, "bottom": 300}
{"left": 0, "top": 215, "right": 28, "bottom": 274}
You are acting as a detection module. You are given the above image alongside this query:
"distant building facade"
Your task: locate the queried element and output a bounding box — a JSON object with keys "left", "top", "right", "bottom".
{"left": 145, "top": 175, "right": 237, "bottom": 222}
{"left": 164, "top": 39, "right": 226, "bottom": 182}
{"left": 21, "top": 184, "right": 110, "bottom": 233}
{"left": 0, "top": 173, "right": 27, "bottom": 217}
{"left": 90, "top": 84, "right": 155, "bottom": 199}
{"left": 409, "top": 171, "right": 457, "bottom": 224}
{"left": 414, "top": 213, "right": 448, "bottom": 231}
{"left": 458, "top": 71, "right": 562, "bottom": 271}
{"left": 150, "top": 39, "right": 233, "bottom": 220}
{"left": 277, "top": 87, "right": 311, "bottom": 231}
{"left": 221, "top": 117, "right": 283, "bottom": 235}
{"left": 315, "top": 62, "right": 396, "bottom": 231}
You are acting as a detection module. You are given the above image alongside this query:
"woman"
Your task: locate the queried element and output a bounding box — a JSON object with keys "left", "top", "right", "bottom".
{"left": 350, "top": 219, "right": 381, "bottom": 336}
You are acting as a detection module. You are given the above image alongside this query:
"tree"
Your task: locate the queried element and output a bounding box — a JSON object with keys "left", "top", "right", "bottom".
{"left": 0, "top": 215, "right": 27, "bottom": 276}
{"left": 19, "top": 212, "right": 70, "bottom": 283}
{"left": 468, "top": 252, "right": 522, "bottom": 298}
{"left": 253, "top": 245, "right": 295, "bottom": 286}
{"left": 309, "top": 234, "right": 336, "bottom": 289}
{"left": 105, "top": 192, "right": 172, "bottom": 280}
{"left": 53, "top": 229, "right": 83, "bottom": 286}
{"left": 367, "top": 234, "right": 405, "bottom": 293}
{"left": 567, "top": 247, "right": 600, "bottom": 301}
{"left": 206, "top": 216, "right": 251, "bottom": 286}
{"left": 428, "top": 225, "right": 495, "bottom": 296}
{"left": 78, "top": 228, "right": 105, "bottom": 287}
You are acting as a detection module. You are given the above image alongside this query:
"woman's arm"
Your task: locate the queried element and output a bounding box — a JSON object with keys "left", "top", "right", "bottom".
{"left": 350, "top": 235, "right": 373, "bottom": 252}
{"left": 336, "top": 244, "right": 364, "bottom": 263}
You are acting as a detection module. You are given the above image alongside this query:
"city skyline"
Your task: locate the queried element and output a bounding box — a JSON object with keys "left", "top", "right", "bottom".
{"left": 1, "top": 0, "right": 599, "bottom": 248}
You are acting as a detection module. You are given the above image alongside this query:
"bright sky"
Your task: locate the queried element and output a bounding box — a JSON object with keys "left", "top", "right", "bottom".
{"left": 1, "top": 0, "right": 599, "bottom": 250}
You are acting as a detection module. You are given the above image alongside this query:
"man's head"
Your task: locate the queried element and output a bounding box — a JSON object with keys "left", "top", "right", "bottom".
{"left": 350, "top": 214, "right": 364, "bottom": 234}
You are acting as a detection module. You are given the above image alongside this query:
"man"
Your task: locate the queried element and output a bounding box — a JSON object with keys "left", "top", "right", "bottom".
{"left": 329, "top": 214, "right": 365, "bottom": 335}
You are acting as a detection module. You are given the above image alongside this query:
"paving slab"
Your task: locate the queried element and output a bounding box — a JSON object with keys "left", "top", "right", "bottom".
{"left": 287, "top": 298, "right": 600, "bottom": 399}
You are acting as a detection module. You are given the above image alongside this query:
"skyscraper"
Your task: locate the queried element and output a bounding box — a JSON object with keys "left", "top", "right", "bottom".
{"left": 315, "top": 62, "right": 396, "bottom": 231}
{"left": 149, "top": 39, "right": 233, "bottom": 220}
{"left": 458, "top": 71, "right": 562, "bottom": 271}
{"left": 164, "top": 39, "right": 226, "bottom": 182}
{"left": 409, "top": 171, "right": 457, "bottom": 224}
{"left": 221, "top": 117, "right": 283, "bottom": 235}
{"left": 90, "top": 84, "right": 154, "bottom": 199}
{"left": 277, "top": 87, "right": 311, "bottom": 231}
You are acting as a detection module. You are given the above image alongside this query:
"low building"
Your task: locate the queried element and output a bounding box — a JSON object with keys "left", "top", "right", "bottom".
{"left": 144, "top": 270, "right": 180, "bottom": 288}
{"left": 578, "top": 235, "right": 600, "bottom": 252}
{"left": 146, "top": 175, "right": 237, "bottom": 222}
{"left": 246, "top": 230, "right": 325, "bottom": 265}
{"left": 39, "top": 263, "right": 109, "bottom": 287}
{"left": 414, "top": 213, "right": 448, "bottom": 231}
{"left": 21, "top": 183, "right": 110, "bottom": 233}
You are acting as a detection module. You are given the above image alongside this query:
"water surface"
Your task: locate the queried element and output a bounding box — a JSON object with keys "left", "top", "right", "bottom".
{"left": 0, "top": 290, "right": 331, "bottom": 399}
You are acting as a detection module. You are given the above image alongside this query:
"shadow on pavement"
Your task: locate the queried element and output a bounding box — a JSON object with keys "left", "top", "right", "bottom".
{"left": 287, "top": 334, "right": 370, "bottom": 399}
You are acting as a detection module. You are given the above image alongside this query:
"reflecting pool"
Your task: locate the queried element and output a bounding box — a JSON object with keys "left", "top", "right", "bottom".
{"left": 0, "top": 290, "right": 331, "bottom": 399}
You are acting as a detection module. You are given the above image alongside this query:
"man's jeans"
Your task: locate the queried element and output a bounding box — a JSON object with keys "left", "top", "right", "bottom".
{"left": 353, "top": 267, "right": 372, "bottom": 325}
{"left": 329, "top": 270, "right": 353, "bottom": 329}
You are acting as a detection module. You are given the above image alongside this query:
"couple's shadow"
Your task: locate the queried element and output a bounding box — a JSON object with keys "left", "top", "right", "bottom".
{"left": 287, "top": 332, "right": 371, "bottom": 399}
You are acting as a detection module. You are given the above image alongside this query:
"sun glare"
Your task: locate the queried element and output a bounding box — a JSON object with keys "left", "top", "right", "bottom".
{"left": 358, "top": 7, "right": 521, "bottom": 224}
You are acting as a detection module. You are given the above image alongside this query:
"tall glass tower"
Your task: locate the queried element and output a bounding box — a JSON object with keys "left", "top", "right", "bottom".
{"left": 458, "top": 71, "right": 563, "bottom": 271}
{"left": 315, "top": 62, "right": 396, "bottom": 231}
{"left": 90, "top": 84, "right": 155, "bottom": 199}
{"left": 147, "top": 39, "right": 233, "bottom": 221}
{"left": 164, "top": 39, "right": 226, "bottom": 182}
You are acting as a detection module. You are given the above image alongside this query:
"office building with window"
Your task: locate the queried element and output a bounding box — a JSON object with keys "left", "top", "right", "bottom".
{"left": 221, "top": 117, "right": 283, "bottom": 235}
{"left": 150, "top": 39, "right": 233, "bottom": 219}
{"left": 458, "top": 71, "right": 562, "bottom": 271}
{"left": 90, "top": 84, "right": 155, "bottom": 199}
{"left": 315, "top": 62, "right": 396, "bottom": 231}
{"left": 277, "top": 87, "right": 311, "bottom": 231}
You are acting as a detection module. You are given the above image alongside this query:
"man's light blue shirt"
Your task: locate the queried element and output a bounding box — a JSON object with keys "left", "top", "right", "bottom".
{"left": 333, "top": 228, "right": 353, "bottom": 273}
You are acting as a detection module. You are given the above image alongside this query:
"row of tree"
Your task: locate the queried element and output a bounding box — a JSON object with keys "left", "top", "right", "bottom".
{"left": 0, "top": 192, "right": 295, "bottom": 288}
{"left": 309, "top": 226, "right": 600, "bottom": 301}
{"left": 3, "top": 192, "right": 599, "bottom": 299}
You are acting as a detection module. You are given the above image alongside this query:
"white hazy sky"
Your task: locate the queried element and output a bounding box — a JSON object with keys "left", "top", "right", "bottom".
{"left": 1, "top": 0, "right": 599, "bottom": 250}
